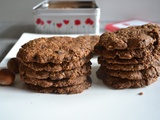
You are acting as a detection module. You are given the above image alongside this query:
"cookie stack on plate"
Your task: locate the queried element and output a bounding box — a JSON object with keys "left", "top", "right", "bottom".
{"left": 95, "top": 23, "right": 160, "bottom": 89}
{"left": 17, "top": 35, "right": 99, "bottom": 94}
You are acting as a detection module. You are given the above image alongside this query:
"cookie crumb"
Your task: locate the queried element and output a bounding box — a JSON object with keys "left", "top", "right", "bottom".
{"left": 138, "top": 92, "right": 143, "bottom": 95}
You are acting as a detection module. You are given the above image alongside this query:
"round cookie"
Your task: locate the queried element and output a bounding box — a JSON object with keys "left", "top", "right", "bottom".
{"left": 95, "top": 44, "right": 158, "bottom": 59}
{"left": 99, "top": 66, "right": 160, "bottom": 80}
{"left": 25, "top": 76, "right": 92, "bottom": 94}
{"left": 90, "top": 35, "right": 100, "bottom": 50}
{"left": 99, "top": 53, "right": 160, "bottom": 65}
{"left": 20, "top": 74, "right": 89, "bottom": 87}
{"left": 102, "top": 75, "right": 157, "bottom": 89}
{"left": 19, "top": 62, "right": 91, "bottom": 80}
{"left": 98, "top": 23, "right": 160, "bottom": 51}
{"left": 21, "top": 54, "right": 93, "bottom": 72}
{"left": 96, "top": 67, "right": 158, "bottom": 89}
{"left": 98, "top": 57, "right": 160, "bottom": 71}
{"left": 17, "top": 35, "right": 94, "bottom": 63}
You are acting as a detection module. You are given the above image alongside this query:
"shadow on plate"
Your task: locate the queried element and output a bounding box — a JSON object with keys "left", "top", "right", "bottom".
{"left": 91, "top": 65, "right": 108, "bottom": 89}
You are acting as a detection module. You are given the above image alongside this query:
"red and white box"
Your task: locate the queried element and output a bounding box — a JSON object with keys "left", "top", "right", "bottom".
{"left": 105, "top": 19, "right": 153, "bottom": 32}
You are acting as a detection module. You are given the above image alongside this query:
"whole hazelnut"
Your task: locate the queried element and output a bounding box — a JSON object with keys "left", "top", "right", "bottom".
{"left": 0, "top": 68, "right": 15, "bottom": 85}
{"left": 7, "top": 58, "right": 20, "bottom": 74}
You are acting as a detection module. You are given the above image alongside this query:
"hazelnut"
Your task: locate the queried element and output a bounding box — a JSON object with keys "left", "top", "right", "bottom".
{"left": 0, "top": 68, "right": 15, "bottom": 85}
{"left": 7, "top": 57, "right": 20, "bottom": 74}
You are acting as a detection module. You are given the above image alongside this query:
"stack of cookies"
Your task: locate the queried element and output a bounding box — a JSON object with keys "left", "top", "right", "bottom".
{"left": 17, "top": 35, "right": 99, "bottom": 94}
{"left": 95, "top": 23, "right": 160, "bottom": 89}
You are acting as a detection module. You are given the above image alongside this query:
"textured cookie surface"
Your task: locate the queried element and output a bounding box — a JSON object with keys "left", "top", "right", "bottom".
{"left": 98, "top": 56, "right": 160, "bottom": 71}
{"left": 25, "top": 76, "right": 92, "bottom": 94}
{"left": 17, "top": 35, "right": 94, "bottom": 63}
{"left": 21, "top": 54, "right": 93, "bottom": 72}
{"left": 97, "top": 23, "right": 160, "bottom": 51}
{"left": 99, "top": 66, "right": 160, "bottom": 80}
{"left": 19, "top": 62, "right": 91, "bottom": 80}
{"left": 96, "top": 67, "right": 158, "bottom": 89}
{"left": 101, "top": 54, "right": 159, "bottom": 65}
{"left": 21, "top": 74, "right": 89, "bottom": 87}
{"left": 95, "top": 44, "right": 160, "bottom": 59}
{"left": 90, "top": 35, "right": 100, "bottom": 50}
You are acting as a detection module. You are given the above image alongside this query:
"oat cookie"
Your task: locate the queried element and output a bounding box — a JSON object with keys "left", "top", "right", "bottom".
{"left": 101, "top": 54, "right": 159, "bottom": 65}
{"left": 17, "top": 35, "right": 94, "bottom": 63}
{"left": 98, "top": 57, "right": 160, "bottom": 71}
{"left": 97, "top": 23, "right": 160, "bottom": 51}
{"left": 21, "top": 74, "right": 89, "bottom": 87}
{"left": 95, "top": 44, "right": 158, "bottom": 59}
{"left": 90, "top": 35, "right": 100, "bottom": 50}
{"left": 96, "top": 67, "right": 158, "bottom": 89}
{"left": 19, "top": 62, "right": 91, "bottom": 80}
{"left": 99, "top": 66, "right": 160, "bottom": 80}
{"left": 25, "top": 76, "right": 92, "bottom": 94}
{"left": 21, "top": 54, "right": 93, "bottom": 72}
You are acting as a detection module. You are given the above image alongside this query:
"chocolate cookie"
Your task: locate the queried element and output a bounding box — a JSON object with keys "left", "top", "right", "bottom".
{"left": 17, "top": 35, "right": 94, "bottom": 63}
{"left": 19, "top": 62, "right": 91, "bottom": 80}
{"left": 25, "top": 76, "right": 92, "bottom": 94}
{"left": 90, "top": 35, "right": 100, "bottom": 50}
{"left": 98, "top": 56, "right": 160, "bottom": 71}
{"left": 95, "top": 44, "right": 157, "bottom": 59}
{"left": 101, "top": 54, "right": 159, "bottom": 65}
{"left": 20, "top": 74, "right": 89, "bottom": 87}
{"left": 99, "top": 66, "right": 160, "bottom": 80}
{"left": 21, "top": 54, "right": 93, "bottom": 72}
{"left": 97, "top": 23, "right": 160, "bottom": 51}
{"left": 96, "top": 67, "right": 158, "bottom": 89}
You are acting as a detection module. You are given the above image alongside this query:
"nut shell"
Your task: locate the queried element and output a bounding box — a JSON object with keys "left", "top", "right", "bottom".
{"left": 7, "top": 58, "right": 20, "bottom": 73}
{"left": 0, "top": 69, "right": 15, "bottom": 85}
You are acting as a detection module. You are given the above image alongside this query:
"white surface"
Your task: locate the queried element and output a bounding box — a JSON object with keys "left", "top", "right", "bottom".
{"left": 0, "top": 33, "right": 160, "bottom": 120}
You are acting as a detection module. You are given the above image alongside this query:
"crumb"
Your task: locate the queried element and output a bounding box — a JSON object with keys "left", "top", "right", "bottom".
{"left": 138, "top": 92, "right": 143, "bottom": 95}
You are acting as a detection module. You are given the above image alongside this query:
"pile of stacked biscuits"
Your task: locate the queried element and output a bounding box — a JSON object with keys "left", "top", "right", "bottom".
{"left": 95, "top": 23, "right": 160, "bottom": 89}
{"left": 17, "top": 35, "right": 99, "bottom": 94}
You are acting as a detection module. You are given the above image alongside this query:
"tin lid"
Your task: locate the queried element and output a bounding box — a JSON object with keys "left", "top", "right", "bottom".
{"left": 33, "top": 0, "right": 100, "bottom": 15}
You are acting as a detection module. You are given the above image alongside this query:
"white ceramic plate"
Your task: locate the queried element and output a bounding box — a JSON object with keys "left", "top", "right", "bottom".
{"left": 0, "top": 33, "right": 160, "bottom": 120}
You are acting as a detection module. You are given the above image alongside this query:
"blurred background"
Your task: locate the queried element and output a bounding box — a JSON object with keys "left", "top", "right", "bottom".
{"left": 0, "top": 0, "right": 159, "bottom": 62}
{"left": 0, "top": 0, "right": 159, "bottom": 23}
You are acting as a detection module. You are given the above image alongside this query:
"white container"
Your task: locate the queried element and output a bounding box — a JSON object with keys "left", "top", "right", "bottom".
{"left": 33, "top": 0, "right": 100, "bottom": 34}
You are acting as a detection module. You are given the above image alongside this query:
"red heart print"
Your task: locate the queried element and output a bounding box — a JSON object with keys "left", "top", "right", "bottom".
{"left": 85, "top": 18, "right": 91, "bottom": 24}
{"left": 47, "top": 20, "right": 52, "bottom": 24}
{"left": 89, "top": 20, "right": 94, "bottom": 25}
{"left": 56, "top": 23, "right": 62, "bottom": 28}
{"left": 75, "top": 19, "right": 81, "bottom": 26}
{"left": 63, "top": 20, "right": 69, "bottom": 25}
{"left": 40, "top": 20, "right": 44, "bottom": 25}
{"left": 36, "top": 18, "right": 41, "bottom": 24}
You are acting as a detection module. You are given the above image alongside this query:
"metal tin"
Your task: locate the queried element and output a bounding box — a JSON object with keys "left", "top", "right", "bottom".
{"left": 33, "top": 0, "right": 100, "bottom": 34}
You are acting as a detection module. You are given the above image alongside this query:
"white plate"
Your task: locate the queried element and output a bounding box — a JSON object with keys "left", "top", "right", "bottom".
{"left": 0, "top": 33, "right": 160, "bottom": 120}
